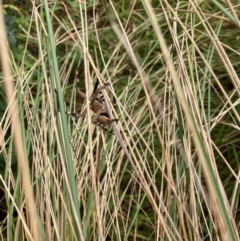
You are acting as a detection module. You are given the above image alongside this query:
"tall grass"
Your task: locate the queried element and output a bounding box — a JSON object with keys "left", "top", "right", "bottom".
{"left": 0, "top": 0, "right": 239, "bottom": 240}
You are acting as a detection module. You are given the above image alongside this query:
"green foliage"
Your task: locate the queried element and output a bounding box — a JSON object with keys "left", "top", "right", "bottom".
{"left": 5, "top": 14, "right": 17, "bottom": 47}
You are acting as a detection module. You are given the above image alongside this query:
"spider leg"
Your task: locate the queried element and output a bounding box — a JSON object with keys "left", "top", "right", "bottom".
{"left": 66, "top": 108, "right": 87, "bottom": 118}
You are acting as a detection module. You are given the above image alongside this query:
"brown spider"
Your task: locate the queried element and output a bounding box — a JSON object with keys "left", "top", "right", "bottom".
{"left": 69, "top": 82, "right": 118, "bottom": 132}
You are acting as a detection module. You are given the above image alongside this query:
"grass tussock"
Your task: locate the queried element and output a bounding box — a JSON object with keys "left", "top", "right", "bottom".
{"left": 0, "top": 0, "right": 239, "bottom": 240}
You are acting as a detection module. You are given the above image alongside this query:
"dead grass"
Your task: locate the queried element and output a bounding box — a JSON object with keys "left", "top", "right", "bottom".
{"left": 0, "top": 0, "right": 239, "bottom": 240}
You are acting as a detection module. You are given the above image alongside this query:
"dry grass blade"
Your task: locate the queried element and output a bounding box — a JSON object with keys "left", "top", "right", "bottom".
{"left": 0, "top": 1, "right": 239, "bottom": 240}
{"left": 0, "top": 3, "right": 40, "bottom": 240}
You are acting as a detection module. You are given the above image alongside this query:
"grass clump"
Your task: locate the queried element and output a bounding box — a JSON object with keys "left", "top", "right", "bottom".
{"left": 0, "top": 0, "right": 239, "bottom": 240}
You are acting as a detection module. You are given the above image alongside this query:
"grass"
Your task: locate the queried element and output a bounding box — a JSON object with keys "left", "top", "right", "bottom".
{"left": 0, "top": 0, "right": 239, "bottom": 240}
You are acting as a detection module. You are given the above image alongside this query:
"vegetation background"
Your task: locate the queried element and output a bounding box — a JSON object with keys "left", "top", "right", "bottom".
{"left": 0, "top": 0, "right": 239, "bottom": 240}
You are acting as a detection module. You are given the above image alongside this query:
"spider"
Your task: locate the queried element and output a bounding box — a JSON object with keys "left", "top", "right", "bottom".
{"left": 68, "top": 82, "right": 118, "bottom": 133}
